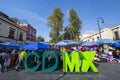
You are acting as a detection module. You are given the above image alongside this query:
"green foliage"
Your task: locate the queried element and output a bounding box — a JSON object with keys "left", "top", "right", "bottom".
{"left": 48, "top": 8, "right": 82, "bottom": 43}
{"left": 48, "top": 8, "right": 64, "bottom": 43}
{"left": 68, "top": 9, "right": 82, "bottom": 41}
{"left": 63, "top": 26, "right": 72, "bottom": 40}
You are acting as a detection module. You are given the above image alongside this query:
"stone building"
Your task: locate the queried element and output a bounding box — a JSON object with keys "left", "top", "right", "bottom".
{"left": 80, "top": 25, "right": 120, "bottom": 42}
{"left": 0, "top": 11, "right": 27, "bottom": 43}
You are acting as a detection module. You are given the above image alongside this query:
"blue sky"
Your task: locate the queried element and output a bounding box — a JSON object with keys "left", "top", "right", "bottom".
{"left": 0, "top": 0, "right": 120, "bottom": 42}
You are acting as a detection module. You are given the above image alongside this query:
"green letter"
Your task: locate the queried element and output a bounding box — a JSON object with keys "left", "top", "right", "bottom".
{"left": 80, "top": 51, "right": 98, "bottom": 72}
{"left": 63, "top": 51, "right": 80, "bottom": 72}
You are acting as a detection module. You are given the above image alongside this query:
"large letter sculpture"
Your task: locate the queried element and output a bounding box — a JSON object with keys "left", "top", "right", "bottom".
{"left": 63, "top": 51, "right": 98, "bottom": 72}
{"left": 80, "top": 51, "right": 98, "bottom": 72}
{"left": 42, "top": 51, "right": 58, "bottom": 72}
{"left": 24, "top": 52, "right": 41, "bottom": 72}
{"left": 63, "top": 51, "right": 81, "bottom": 72}
{"left": 24, "top": 51, "right": 98, "bottom": 72}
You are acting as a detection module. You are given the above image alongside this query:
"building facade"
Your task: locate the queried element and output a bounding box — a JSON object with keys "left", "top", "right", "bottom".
{"left": 0, "top": 11, "right": 27, "bottom": 43}
{"left": 19, "top": 23, "right": 36, "bottom": 41}
{"left": 80, "top": 25, "right": 120, "bottom": 42}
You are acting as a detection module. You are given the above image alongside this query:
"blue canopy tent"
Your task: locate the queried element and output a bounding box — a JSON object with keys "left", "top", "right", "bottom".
{"left": 111, "top": 40, "right": 120, "bottom": 48}
{"left": 81, "top": 42, "right": 99, "bottom": 46}
{"left": 20, "top": 42, "right": 49, "bottom": 50}
{"left": 76, "top": 41, "right": 85, "bottom": 45}
{"left": 25, "top": 41, "right": 50, "bottom": 47}
{"left": 55, "top": 40, "right": 77, "bottom": 46}
{"left": 0, "top": 42, "right": 21, "bottom": 48}
{"left": 39, "top": 42, "right": 50, "bottom": 46}
{"left": 96, "top": 39, "right": 115, "bottom": 45}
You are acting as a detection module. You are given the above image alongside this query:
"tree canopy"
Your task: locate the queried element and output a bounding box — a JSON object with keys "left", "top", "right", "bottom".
{"left": 48, "top": 8, "right": 64, "bottom": 43}
{"left": 48, "top": 8, "right": 82, "bottom": 43}
{"left": 68, "top": 9, "right": 82, "bottom": 41}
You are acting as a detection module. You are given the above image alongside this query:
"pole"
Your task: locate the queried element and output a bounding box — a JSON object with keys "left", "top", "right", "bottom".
{"left": 97, "top": 17, "right": 104, "bottom": 40}
{"left": 97, "top": 17, "right": 104, "bottom": 54}
{"left": 97, "top": 19, "right": 102, "bottom": 39}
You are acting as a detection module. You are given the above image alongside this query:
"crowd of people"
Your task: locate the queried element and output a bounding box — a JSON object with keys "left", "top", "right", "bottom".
{"left": 0, "top": 47, "right": 52, "bottom": 73}
{"left": 0, "top": 48, "right": 27, "bottom": 73}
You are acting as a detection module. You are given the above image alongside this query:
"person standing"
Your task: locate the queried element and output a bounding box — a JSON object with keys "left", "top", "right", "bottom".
{"left": 10, "top": 48, "right": 19, "bottom": 66}
{"left": 15, "top": 50, "right": 27, "bottom": 71}
{"left": 0, "top": 55, "right": 3, "bottom": 73}
{"left": 1, "top": 49, "right": 10, "bottom": 72}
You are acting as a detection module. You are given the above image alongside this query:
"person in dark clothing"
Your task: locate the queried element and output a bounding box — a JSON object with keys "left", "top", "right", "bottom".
{"left": 112, "top": 50, "right": 120, "bottom": 59}
{"left": 0, "top": 55, "right": 4, "bottom": 73}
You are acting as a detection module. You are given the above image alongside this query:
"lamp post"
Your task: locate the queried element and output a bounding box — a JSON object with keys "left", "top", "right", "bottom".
{"left": 97, "top": 17, "right": 104, "bottom": 40}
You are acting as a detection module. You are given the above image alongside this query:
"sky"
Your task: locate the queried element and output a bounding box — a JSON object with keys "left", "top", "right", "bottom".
{"left": 0, "top": 0, "right": 120, "bottom": 42}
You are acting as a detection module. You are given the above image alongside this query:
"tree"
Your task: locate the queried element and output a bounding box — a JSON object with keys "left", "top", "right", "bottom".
{"left": 63, "top": 26, "right": 72, "bottom": 40}
{"left": 48, "top": 8, "right": 64, "bottom": 43}
{"left": 68, "top": 9, "right": 82, "bottom": 41}
{"left": 35, "top": 36, "right": 44, "bottom": 42}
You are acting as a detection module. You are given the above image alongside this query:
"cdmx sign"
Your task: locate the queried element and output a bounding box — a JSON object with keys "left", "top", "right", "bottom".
{"left": 24, "top": 51, "right": 98, "bottom": 72}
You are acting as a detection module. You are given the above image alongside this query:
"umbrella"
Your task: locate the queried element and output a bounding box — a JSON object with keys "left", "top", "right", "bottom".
{"left": 76, "top": 41, "right": 85, "bottom": 45}
{"left": 0, "top": 42, "right": 21, "bottom": 48}
{"left": 111, "top": 40, "right": 120, "bottom": 48}
{"left": 96, "top": 39, "right": 115, "bottom": 44}
{"left": 81, "top": 42, "right": 99, "bottom": 46}
{"left": 55, "top": 40, "right": 77, "bottom": 46}
{"left": 26, "top": 41, "right": 50, "bottom": 46}
{"left": 20, "top": 42, "right": 49, "bottom": 50}
{"left": 39, "top": 42, "right": 50, "bottom": 46}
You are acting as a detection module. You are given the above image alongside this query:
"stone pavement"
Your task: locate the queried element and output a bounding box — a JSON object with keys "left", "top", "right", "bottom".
{"left": 0, "top": 63, "right": 120, "bottom": 80}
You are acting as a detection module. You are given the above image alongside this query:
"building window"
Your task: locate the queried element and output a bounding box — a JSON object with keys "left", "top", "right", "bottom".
{"left": 114, "top": 31, "right": 119, "bottom": 40}
{"left": 97, "top": 36, "right": 99, "bottom": 40}
{"left": 19, "top": 32, "right": 23, "bottom": 41}
{"left": 8, "top": 28, "right": 15, "bottom": 39}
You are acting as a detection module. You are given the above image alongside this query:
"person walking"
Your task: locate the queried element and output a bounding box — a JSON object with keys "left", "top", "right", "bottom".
{"left": 15, "top": 50, "right": 27, "bottom": 71}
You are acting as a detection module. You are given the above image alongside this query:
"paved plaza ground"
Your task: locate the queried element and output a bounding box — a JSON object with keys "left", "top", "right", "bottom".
{"left": 0, "top": 63, "right": 120, "bottom": 80}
